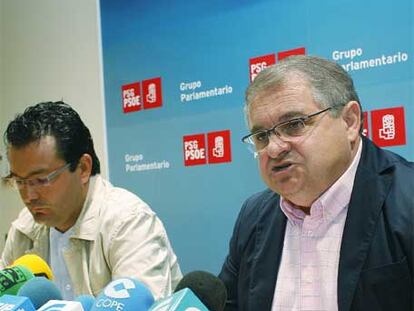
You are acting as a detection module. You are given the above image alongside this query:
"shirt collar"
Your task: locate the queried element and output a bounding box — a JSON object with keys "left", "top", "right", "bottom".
{"left": 280, "top": 139, "right": 363, "bottom": 225}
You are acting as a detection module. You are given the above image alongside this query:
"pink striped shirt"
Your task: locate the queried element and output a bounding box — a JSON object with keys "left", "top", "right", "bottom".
{"left": 271, "top": 141, "right": 362, "bottom": 311}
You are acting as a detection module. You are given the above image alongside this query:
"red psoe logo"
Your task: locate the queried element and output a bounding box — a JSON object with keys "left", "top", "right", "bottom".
{"left": 142, "top": 77, "right": 163, "bottom": 109}
{"left": 277, "top": 47, "right": 306, "bottom": 61}
{"left": 249, "top": 54, "right": 276, "bottom": 82}
{"left": 122, "top": 82, "right": 142, "bottom": 113}
{"left": 207, "top": 130, "right": 232, "bottom": 164}
{"left": 183, "top": 134, "right": 207, "bottom": 166}
{"left": 362, "top": 111, "right": 369, "bottom": 137}
{"left": 371, "top": 106, "right": 406, "bottom": 147}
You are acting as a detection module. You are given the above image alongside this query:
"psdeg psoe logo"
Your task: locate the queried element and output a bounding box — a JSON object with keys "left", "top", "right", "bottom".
{"left": 122, "top": 77, "right": 162, "bottom": 113}
{"left": 249, "top": 47, "right": 306, "bottom": 81}
{"left": 361, "top": 106, "right": 406, "bottom": 147}
{"left": 183, "top": 130, "right": 232, "bottom": 166}
{"left": 370, "top": 106, "right": 406, "bottom": 147}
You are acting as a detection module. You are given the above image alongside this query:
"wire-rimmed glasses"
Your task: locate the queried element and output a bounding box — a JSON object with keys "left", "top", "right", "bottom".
{"left": 5, "top": 162, "right": 71, "bottom": 190}
{"left": 242, "top": 107, "right": 332, "bottom": 154}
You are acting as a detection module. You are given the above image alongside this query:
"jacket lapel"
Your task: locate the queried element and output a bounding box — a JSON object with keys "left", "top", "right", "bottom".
{"left": 249, "top": 193, "right": 287, "bottom": 310}
{"left": 337, "top": 139, "right": 393, "bottom": 311}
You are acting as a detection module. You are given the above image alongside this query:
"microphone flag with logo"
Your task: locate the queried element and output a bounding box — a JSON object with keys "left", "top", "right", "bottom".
{"left": 148, "top": 288, "right": 209, "bottom": 311}
{"left": 37, "top": 300, "right": 84, "bottom": 311}
{"left": 11, "top": 254, "right": 54, "bottom": 280}
{"left": 0, "top": 265, "right": 34, "bottom": 297}
{"left": 0, "top": 294, "right": 36, "bottom": 311}
{"left": 91, "top": 277, "right": 154, "bottom": 311}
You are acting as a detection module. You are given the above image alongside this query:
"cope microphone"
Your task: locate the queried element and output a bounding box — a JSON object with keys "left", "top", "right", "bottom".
{"left": 149, "top": 271, "right": 227, "bottom": 311}
{"left": 0, "top": 265, "right": 34, "bottom": 297}
{"left": 11, "top": 254, "right": 54, "bottom": 280}
{"left": 18, "top": 277, "right": 63, "bottom": 309}
{"left": 75, "top": 295, "right": 95, "bottom": 311}
{"left": 91, "top": 277, "right": 154, "bottom": 311}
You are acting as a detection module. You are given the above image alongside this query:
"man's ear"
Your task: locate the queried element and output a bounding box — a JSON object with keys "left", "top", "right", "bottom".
{"left": 78, "top": 153, "right": 93, "bottom": 184}
{"left": 342, "top": 101, "right": 361, "bottom": 142}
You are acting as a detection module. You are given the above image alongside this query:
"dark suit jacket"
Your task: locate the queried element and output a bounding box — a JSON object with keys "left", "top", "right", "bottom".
{"left": 219, "top": 137, "right": 414, "bottom": 311}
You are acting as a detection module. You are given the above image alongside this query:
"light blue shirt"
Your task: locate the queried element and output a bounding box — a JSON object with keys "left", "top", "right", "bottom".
{"left": 49, "top": 227, "right": 75, "bottom": 300}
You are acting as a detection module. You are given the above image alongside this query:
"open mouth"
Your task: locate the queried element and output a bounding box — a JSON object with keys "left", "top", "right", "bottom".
{"left": 30, "top": 207, "right": 49, "bottom": 214}
{"left": 272, "top": 163, "right": 292, "bottom": 172}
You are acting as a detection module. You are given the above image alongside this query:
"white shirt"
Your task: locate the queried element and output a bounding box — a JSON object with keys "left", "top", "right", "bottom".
{"left": 272, "top": 141, "right": 362, "bottom": 311}
{"left": 50, "top": 227, "right": 75, "bottom": 300}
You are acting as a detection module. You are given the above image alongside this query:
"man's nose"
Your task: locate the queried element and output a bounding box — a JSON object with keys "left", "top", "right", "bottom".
{"left": 19, "top": 184, "right": 40, "bottom": 202}
{"left": 265, "top": 133, "right": 291, "bottom": 158}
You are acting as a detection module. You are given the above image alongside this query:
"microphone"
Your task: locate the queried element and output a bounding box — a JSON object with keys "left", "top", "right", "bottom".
{"left": 18, "top": 278, "right": 89, "bottom": 311}
{"left": 149, "top": 271, "right": 227, "bottom": 311}
{"left": 0, "top": 294, "right": 36, "bottom": 311}
{"left": 91, "top": 277, "right": 154, "bottom": 311}
{"left": 174, "top": 271, "right": 227, "bottom": 311}
{"left": 11, "top": 254, "right": 54, "bottom": 280}
{"left": 148, "top": 288, "right": 209, "bottom": 311}
{"left": 18, "top": 277, "right": 63, "bottom": 309}
{"left": 37, "top": 300, "right": 84, "bottom": 311}
{"left": 0, "top": 265, "right": 34, "bottom": 297}
{"left": 75, "top": 295, "right": 95, "bottom": 311}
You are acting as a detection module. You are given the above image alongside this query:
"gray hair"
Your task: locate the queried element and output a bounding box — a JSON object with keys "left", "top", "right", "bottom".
{"left": 245, "top": 55, "right": 362, "bottom": 123}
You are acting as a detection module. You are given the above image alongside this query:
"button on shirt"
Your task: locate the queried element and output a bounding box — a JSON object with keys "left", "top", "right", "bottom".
{"left": 50, "top": 227, "right": 75, "bottom": 300}
{"left": 271, "top": 141, "right": 362, "bottom": 311}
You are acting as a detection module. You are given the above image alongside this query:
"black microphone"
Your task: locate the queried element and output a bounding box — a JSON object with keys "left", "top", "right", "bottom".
{"left": 174, "top": 271, "right": 227, "bottom": 311}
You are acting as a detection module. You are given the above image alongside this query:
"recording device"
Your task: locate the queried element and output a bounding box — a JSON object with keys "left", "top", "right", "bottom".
{"left": 37, "top": 300, "right": 84, "bottom": 311}
{"left": 0, "top": 294, "right": 35, "bottom": 311}
{"left": 148, "top": 288, "right": 209, "bottom": 311}
{"left": 75, "top": 295, "right": 95, "bottom": 311}
{"left": 91, "top": 277, "right": 154, "bottom": 311}
{"left": 174, "top": 271, "right": 227, "bottom": 311}
{"left": 0, "top": 265, "right": 34, "bottom": 296}
{"left": 18, "top": 277, "right": 63, "bottom": 309}
{"left": 149, "top": 271, "right": 227, "bottom": 311}
{"left": 11, "top": 254, "right": 54, "bottom": 280}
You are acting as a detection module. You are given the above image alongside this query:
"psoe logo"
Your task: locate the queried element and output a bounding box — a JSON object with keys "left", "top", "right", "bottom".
{"left": 183, "top": 134, "right": 207, "bottom": 166}
{"left": 249, "top": 47, "right": 306, "bottom": 81}
{"left": 183, "top": 130, "right": 232, "bottom": 167}
{"left": 249, "top": 54, "right": 276, "bottom": 82}
{"left": 122, "top": 77, "right": 162, "bottom": 113}
{"left": 104, "top": 278, "right": 136, "bottom": 299}
{"left": 370, "top": 106, "right": 406, "bottom": 147}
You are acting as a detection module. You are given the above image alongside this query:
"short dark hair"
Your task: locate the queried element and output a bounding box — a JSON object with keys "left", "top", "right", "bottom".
{"left": 246, "top": 55, "right": 364, "bottom": 133}
{"left": 4, "top": 101, "right": 100, "bottom": 175}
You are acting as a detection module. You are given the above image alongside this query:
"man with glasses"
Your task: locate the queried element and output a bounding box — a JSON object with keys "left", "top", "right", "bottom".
{"left": 0, "top": 101, "right": 182, "bottom": 300}
{"left": 219, "top": 55, "right": 413, "bottom": 310}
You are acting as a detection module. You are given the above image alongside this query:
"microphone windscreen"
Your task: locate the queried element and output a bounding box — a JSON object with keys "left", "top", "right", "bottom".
{"left": 17, "top": 277, "right": 63, "bottom": 309}
{"left": 75, "top": 295, "right": 95, "bottom": 311}
{"left": 92, "top": 277, "right": 154, "bottom": 311}
{"left": 11, "top": 254, "right": 54, "bottom": 280}
{"left": 0, "top": 294, "right": 36, "bottom": 311}
{"left": 174, "top": 271, "right": 227, "bottom": 311}
{"left": 0, "top": 265, "right": 34, "bottom": 296}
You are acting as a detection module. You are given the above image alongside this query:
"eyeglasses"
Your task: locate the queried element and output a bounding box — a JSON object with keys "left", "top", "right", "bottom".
{"left": 6, "top": 163, "right": 71, "bottom": 190}
{"left": 242, "top": 107, "right": 332, "bottom": 154}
